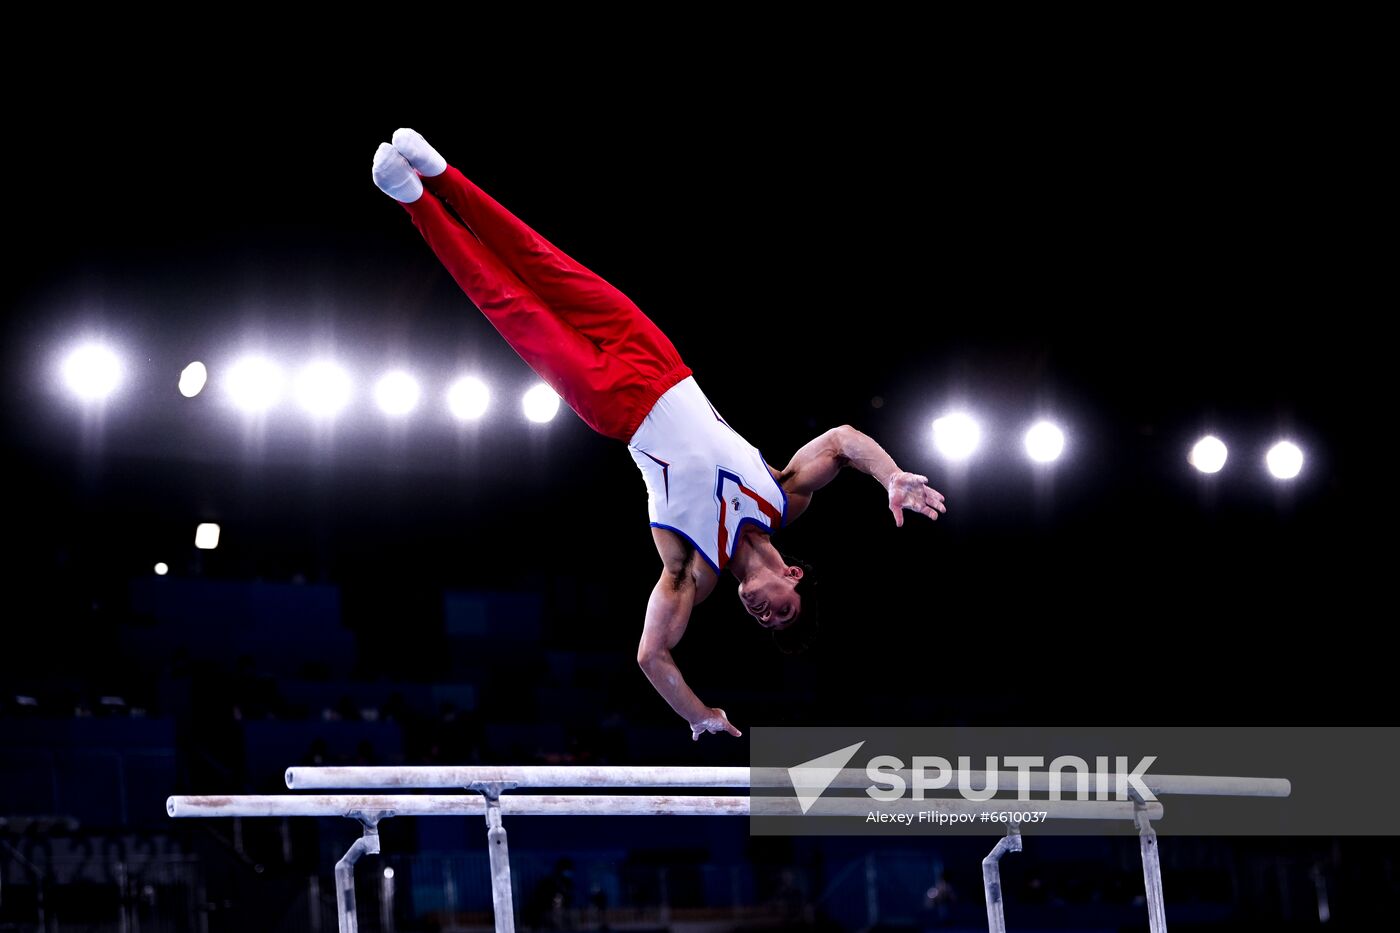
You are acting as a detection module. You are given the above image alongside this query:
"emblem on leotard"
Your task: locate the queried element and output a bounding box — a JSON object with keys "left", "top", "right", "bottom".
{"left": 732, "top": 496, "right": 741, "bottom": 511}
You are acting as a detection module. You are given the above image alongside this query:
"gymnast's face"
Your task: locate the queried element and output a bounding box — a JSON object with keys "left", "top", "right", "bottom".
{"left": 738, "top": 565, "right": 803, "bottom": 630}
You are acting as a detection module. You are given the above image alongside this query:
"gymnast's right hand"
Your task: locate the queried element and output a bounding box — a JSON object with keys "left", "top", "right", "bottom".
{"left": 691, "top": 707, "right": 742, "bottom": 741}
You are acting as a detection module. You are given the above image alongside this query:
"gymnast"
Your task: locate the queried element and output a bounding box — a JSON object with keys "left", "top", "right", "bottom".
{"left": 372, "top": 130, "right": 946, "bottom": 740}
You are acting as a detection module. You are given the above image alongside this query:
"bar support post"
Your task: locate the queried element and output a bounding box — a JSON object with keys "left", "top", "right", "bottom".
{"left": 336, "top": 810, "right": 392, "bottom": 933}
{"left": 982, "top": 823, "right": 1021, "bottom": 933}
{"left": 1134, "top": 796, "right": 1168, "bottom": 933}
{"left": 471, "top": 782, "right": 518, "bottom": 933}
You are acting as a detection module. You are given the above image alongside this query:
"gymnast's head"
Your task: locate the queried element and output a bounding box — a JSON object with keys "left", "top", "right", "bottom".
{"left": 737, "top": 552, "right": 818, "bottom": 642}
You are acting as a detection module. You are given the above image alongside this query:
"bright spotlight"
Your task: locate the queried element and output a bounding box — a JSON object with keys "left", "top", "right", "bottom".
{"left": 522, "top": 383, "right": 561, "bottom": 423}
{"left": 1266, "top": 440, "right": 1304, "bottom": 480}
{"left": 295, "top": 361, "right": 352, "bottom": 418}
{"left": 447, "top": 375, "right": 491, "bottom": 421}
{"left": 1024, "top": 421, "right": 1066, "bottom": 463}
{"left": 225, "top": 356, "right": 285, "bottom": 412}
{"left": 154, "top": 562, "right": 169, "bottom": 576}
{"left": 62, "top": 343, "right": 123, "bottom": 401}
{"left": 375, "top": 371, "right": 421, "bottom": 416}
{"left": 178, "top": 361, "right": 207, "bottom": 398}
{"left": 195, "top": 523, "right": 221, "bottom": 550}
{"left": 932, "top": 412, "right": 981, "bottom": 461}
{"left": 383, "top": 868, "right": 395, "bottom": 880}
{"left": 1189, "top": 436, "right": 1228, "bottom": 474}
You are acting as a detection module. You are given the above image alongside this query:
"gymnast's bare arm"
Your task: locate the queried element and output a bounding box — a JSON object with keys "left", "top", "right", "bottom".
{"left": 772, "top": 424, "right": 947, "bottom": 525}
{"left": 636, "top": 529, "right": 741, "bottom": 740}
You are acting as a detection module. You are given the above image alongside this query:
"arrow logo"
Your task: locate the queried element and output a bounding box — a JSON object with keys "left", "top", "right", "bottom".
{"left": 787, "top": 741, "right": 865, "bottom": 814}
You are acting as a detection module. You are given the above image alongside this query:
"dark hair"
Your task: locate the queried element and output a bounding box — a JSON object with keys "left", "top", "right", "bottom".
{"left": 771, "top": 553, "right": 819, "bottom": 655}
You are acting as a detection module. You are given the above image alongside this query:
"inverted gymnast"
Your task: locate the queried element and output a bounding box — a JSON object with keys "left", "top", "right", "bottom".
{"left": 372, "top": 129, "right": 946, "bottom": 741}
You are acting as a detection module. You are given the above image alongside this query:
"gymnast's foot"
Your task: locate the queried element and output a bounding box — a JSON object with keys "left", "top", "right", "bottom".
{"left": 371, "top": 142, "right": 422, "bottom": 203}
{"left": 391, "top": 127, "right": 447, "bottom": 177}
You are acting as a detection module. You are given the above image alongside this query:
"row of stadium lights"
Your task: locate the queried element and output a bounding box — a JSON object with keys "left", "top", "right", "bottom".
{"left": 61, "top": 343, "right": 563, "bottom": 423}
{"left": 930, "top": 413, "right": 1303, "bottom": 479}
{"left": 60, "top": 342, "right": 1306, "bottom": 480}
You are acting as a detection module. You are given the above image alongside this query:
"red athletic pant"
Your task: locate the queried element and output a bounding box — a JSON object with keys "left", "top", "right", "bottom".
{"left": 400, "top": 166, "right": 692, "bottom": 441}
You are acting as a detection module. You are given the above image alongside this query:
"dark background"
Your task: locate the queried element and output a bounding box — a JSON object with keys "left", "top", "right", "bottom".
{"left": 0, "top": 39, "right": 1386, "bottom": 931}
{"left": 3, "top": 61, "right": 1375, "bottom": 725}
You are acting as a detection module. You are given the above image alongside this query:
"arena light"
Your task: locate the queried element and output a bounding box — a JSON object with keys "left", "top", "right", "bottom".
{"left": 195, "top": 523, "right": 221, "bottom": 550}
{"left": 931, "top": 412, "right": 981, "bottom": 461}
{"left": 447, "top": 375, "right": 491, "bottom": 421}
{"left": 374, "top": 370, "right": 421, "bottom": 416}
{"left": 225, "top": 356, "right": 285, "bottom": 412}
{"left": 1024, "top": 421, "right": 1066, "bottom": 463}
{"left": 178, "top": 361, "right": 208, "bottom": 398}
{"left": 154, "top": 562, "right": 169, "bottom": 576}
{"left": 1266, "top": 440, "right": 1304, "bottom": 480}
{"left": 62, "top": 343, "right": 123, "bottom": 401}
{"left": 1189, "top": 435, "right": 1228, "bottom": 474}
{"left": 295, "top": 360, "right": 353, "bottom": 418}
{"left": 522, "top": 383, "right": 561, "bottom": 423}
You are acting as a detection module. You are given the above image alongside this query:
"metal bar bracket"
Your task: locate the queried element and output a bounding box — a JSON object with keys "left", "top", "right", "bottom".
{"left": 336, "top": 810, "right": 395, "bottom": 933}
{"left": 469, "top": 782, "right": 517, "bottom": 933}
{"left": 982, "top": 822, "right": 1022, "bottom": 933}
{"left": 1130, "top": 794, "right": 1168, "bottom": 933}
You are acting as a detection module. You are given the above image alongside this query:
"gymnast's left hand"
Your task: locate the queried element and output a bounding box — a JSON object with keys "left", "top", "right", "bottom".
{"left": 691, "top": 707, "right": 742, "bottom": 741}
{"left": 887, "top": 472, "right": 947, "bottom": 527}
